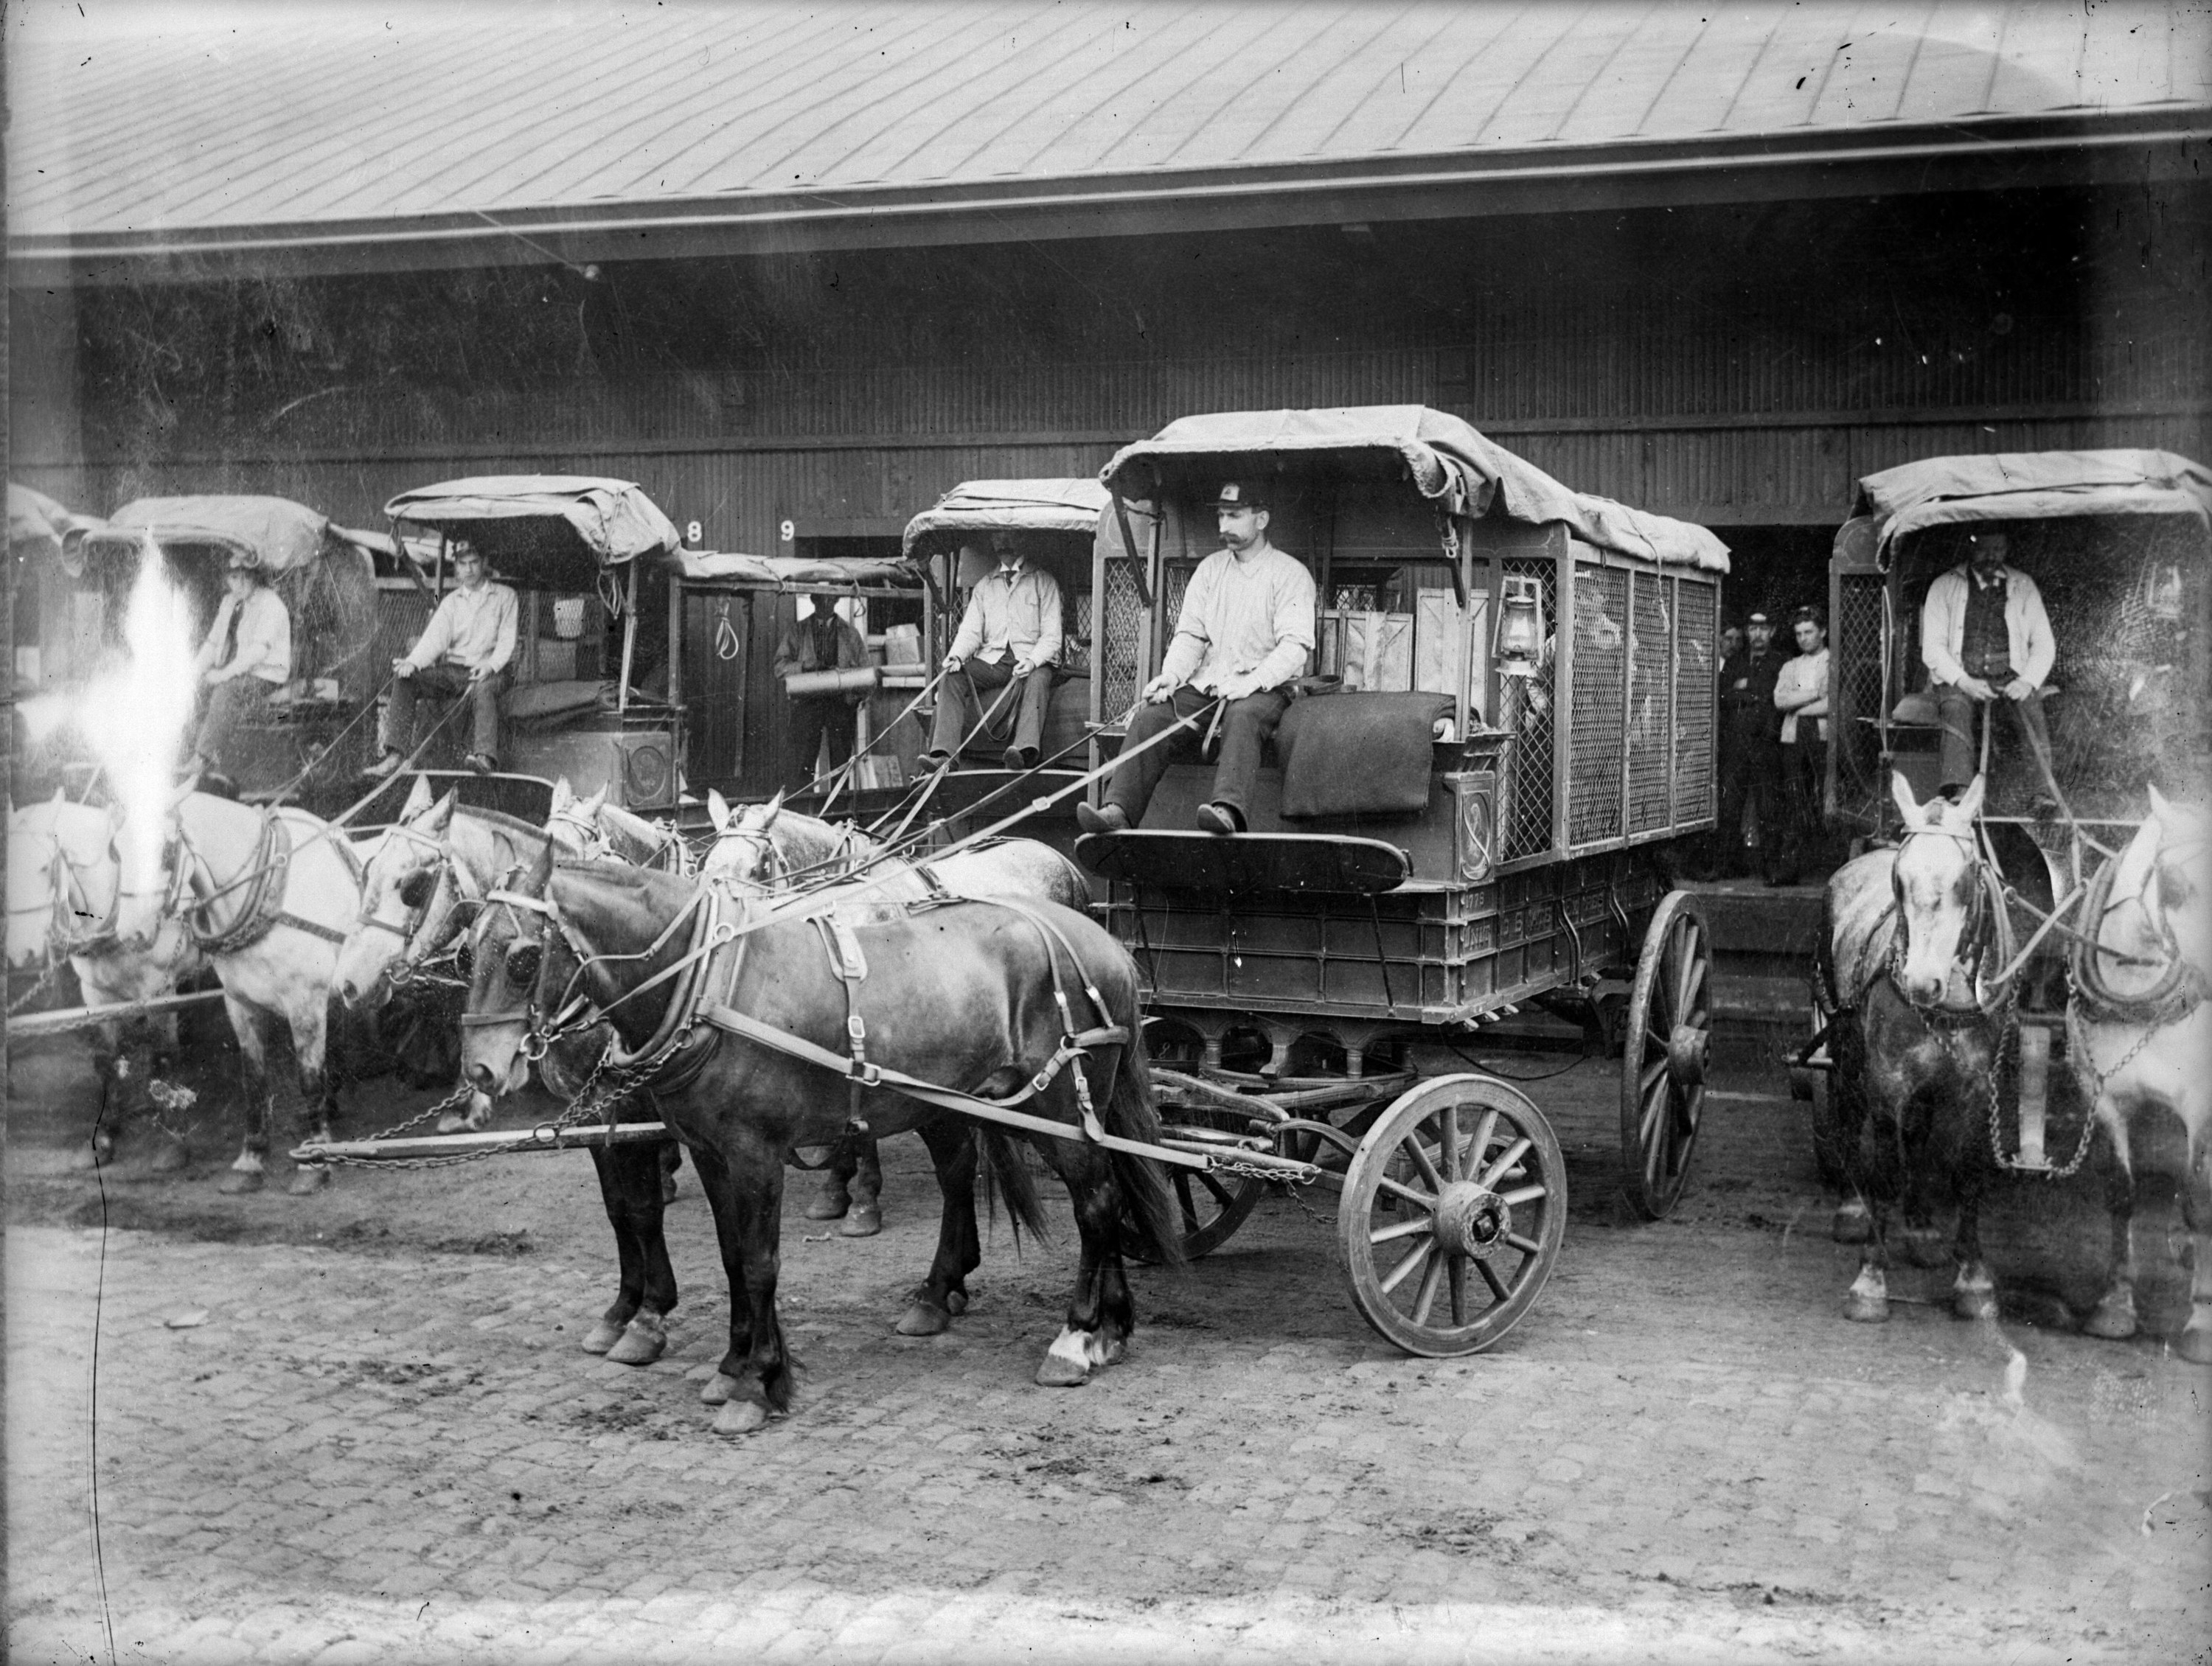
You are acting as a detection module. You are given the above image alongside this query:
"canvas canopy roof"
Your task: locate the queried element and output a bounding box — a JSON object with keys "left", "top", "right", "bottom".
{"left": 384, "top": 476, "right": 681, "bottom": 588}
{"left": 92, "top": 495, "right": 341, "bottom": 575}
{"left": 901, "top": 478, "right": 1113, "bottom": 557}
{"left": 1850, "top": 450, "right": 2212, "bottom": 560}
{"left": 1102, "top": 407, "right": 1730, "bottom": 574}
{"left": 671, "top": 551, "right": 921, "bottom": 590}
{"left": 9, "top": 484, "right": 102, "bottom": 564}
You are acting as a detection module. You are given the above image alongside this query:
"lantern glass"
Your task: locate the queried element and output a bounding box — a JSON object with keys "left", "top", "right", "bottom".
{"left": 1496, "top": 581, "right": 1543, "bottom": 677}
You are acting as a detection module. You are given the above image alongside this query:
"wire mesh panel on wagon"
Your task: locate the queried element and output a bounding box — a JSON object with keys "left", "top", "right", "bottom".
{"left": 1077, "top": 406, "right": 1732, "bottom": 1357}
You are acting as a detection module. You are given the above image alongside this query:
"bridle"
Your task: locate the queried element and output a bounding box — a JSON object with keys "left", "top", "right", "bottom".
{"left": 355, "top": 820, "right": 482, "bottom": 986}
{"left": 1886, "top": 820, "right": 2014, "bottom": 1020}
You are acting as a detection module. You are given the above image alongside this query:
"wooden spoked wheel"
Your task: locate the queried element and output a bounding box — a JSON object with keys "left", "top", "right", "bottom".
{"left": 1338, "top": 1075, "right": 1567, "bottom": 1357}
{"left": 1619, "top": 889, "right": 1711, "bottom": 1220}
{"left": 1155, "top": 1099, "right": 1269, "bottom": 1260}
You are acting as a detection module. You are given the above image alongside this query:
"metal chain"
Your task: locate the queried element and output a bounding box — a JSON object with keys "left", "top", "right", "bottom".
{"left": 307, "top": 1040, "right": 651, "bottom": 1171}
{"left": 7, "top": 958, "right": 70, "bottom": 1016}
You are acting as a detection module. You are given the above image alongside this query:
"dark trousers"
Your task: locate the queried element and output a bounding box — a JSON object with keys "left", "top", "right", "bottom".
{"left": 1936, "top": 683, "right": 2053, "bottom": 795}
{"left": 1775, "top": 738, "right": 1829, "bottom": 879}
{"left": 192, "top": 676, "right": 279, "bottom": 773}
{"left": 381, "top": 663, "right": 508, "bottom": 760}
{"left": 1714, "top": 737, "right": 1780, "bottom": 876}
{"left": 928, "top": 659, "right": 1057, "bottom": 759}
{"left": 1106, "top": 684, "right": 1292, "bottom": 826}
{"left": 788, "top": 694, "right": 858, "bottom": 787}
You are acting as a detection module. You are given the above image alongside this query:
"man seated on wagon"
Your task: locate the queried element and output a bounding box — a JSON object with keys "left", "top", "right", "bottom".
{"left": 366, "top": 540, "right": 518, "bottom": 777}
{"left": 1077, "top": 480, "right": 1316, "bottom": 837}
{"left": 918, "top": 528, "right": 1064, "bottom": 773}
{"left": 1919, "top": 528, "right": 2057, "bottom": 804}
{"left": 183, "top": 551, "right": 292, "bottom": 787}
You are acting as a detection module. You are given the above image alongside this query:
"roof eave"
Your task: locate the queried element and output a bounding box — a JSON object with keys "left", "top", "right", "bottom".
{"left": 12, "top": 109, "right": 2208, "bottom": 285}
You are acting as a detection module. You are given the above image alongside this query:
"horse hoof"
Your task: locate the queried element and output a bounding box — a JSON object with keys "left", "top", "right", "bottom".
{"left": 2176, "top": 1325, "right": 2212, "bottom": 1365}
{"left": 435, "top": 1111, "right": 469, "bottom": 1135}
{"left": 699, "top": 1372, "right": 742, "bottom": 1405}
{"left": 895, "top": 1302, "right": 950, "bottom": 1337}
{"left": 285, "top": 1165, "right": 331, "bottom": 1197}
{"left": 2083, "top": 1289, "right": 2139, "bottom": 1340}
{"left": 803, "top": 1196, "right": 849, "bottom": 1221}
{"left": 580, "top": 1318, "right": 625, "bottom": 1355}
{"left": 605, "top": 1314, "right": 667, "bottom": 1367}
{"left": 147, "top": 1136, "right": 189, "bottom": 1174}
{"left": 945, "top": 1289, "right": 968, "bottom": 1317}
{"left": 218, "top": 1168, "right": 265, "bottom": 1196}
{"left": 839, "top": 1207, "right": 883, "bottom": 1238}
{"left": 661, "top": 1174, "right": 679, "bottom": 1204}
{"left": 1952, "top": 1286, "right": 1998, "bottom": 1322}
{"left": 1034, "top": 1354, "right": 1091, "bottom": 1387}
{"left": 1831, "top": 1202, "right": 1871, "bottom": 1244}
{"left": 1843, "top": 1292, "right": 1891, "bottom": 1323}
{"left": 712, "top": 1399, "right": 773, "bottom": 1437}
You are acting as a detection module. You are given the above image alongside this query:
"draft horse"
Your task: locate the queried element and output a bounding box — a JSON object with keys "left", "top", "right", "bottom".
{"left": 334, "top": 774, "right": 682, "bottom": 1366}
{"left": 459, "top": 846, "right": 1182, "bottom": 1433}
{"left": 2068, "top": 786, "right": 2212, "bottom": 1359}
{"left": 701, "top": 788, "right": 1092, "bottom": 1235}
{"left": 1820, "top": 775, "right": 2014, "bottom": 1323}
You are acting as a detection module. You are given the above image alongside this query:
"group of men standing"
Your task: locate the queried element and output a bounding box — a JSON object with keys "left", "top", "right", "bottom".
{"left": 1707, "top": 527, "right": 2056, "bottom": 884}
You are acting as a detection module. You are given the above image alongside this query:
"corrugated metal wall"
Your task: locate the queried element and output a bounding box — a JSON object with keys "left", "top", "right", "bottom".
{"left": 14, "top": 195, "right": 2205, "bottom": 548}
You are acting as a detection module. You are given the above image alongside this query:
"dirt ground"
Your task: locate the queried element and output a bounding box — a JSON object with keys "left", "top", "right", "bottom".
{"left": 6, "top": 1011, "right": 2208, "bottom": 1665}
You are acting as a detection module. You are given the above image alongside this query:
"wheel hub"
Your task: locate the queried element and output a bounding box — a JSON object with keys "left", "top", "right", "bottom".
{"left": 1667, "top": 1022, "right": 1708, "bottom": 1088}
{"left": 1430, "top": 1182, "right": 1509, "bottom": 1260}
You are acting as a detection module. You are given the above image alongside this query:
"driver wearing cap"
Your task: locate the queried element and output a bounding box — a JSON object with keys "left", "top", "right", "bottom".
{"left": 1079, "top": 480, "right": 1315, "bottom": 837}
{"left": 183, "top": 551, "right": 292, "bottom": 786}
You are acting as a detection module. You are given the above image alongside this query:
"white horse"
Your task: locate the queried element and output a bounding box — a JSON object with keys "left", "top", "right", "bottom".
{"left": 700, "top": 788, "right": 1092, "bottom": 1239}
{"left": 167, "top": 790, "right": 374, "bottom": 1194}
{"left": 7, "top": 793, "right": 203, "bottom": 1169}
{"left": 2070, "top": 786, "right": 2212, "bottom": 1361}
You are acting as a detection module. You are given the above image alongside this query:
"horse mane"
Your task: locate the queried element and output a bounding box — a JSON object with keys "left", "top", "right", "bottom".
{"left": 459, "top": 804, "right": 552, "bottom": 841}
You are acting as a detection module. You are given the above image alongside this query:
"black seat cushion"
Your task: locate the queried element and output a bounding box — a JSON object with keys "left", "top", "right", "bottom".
{"left": 1276, "top": 691, "right": 1452, "bottom": 818}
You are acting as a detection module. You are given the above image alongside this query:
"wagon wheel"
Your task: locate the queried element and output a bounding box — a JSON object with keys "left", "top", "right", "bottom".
{"left": 1338, "top": 1075, "right": 1567, "bottom": 1358}
{"left": 1619, "top": 890, "right": 1711, "bottom": 1220}
{"left": 1151, "top": 1097, "right": 1268, "bottom": 1261}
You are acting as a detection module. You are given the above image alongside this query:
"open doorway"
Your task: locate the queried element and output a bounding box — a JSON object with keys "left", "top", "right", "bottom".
{"left": 1713, "top": 526, "right": 1834, "bottom": 626}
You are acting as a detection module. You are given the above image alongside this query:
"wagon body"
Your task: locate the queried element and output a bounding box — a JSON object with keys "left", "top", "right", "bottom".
{"left": 24, "top": 494, "right": 383, "bottom": 806}
{"left": 383, "top": 475, "right": 686, "bottom": 809}
{"left": 1082, "top": 407, "right": 1726, "bottom": 1050}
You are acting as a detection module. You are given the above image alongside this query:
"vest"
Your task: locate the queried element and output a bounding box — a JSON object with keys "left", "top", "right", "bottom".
{"left": 1960, "top": 576, "right": 2011, "bottom": 678}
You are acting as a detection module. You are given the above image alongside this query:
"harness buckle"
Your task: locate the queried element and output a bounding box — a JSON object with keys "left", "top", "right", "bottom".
{"left": 519, "top": 1029, "right": 551, "bottom": 1062}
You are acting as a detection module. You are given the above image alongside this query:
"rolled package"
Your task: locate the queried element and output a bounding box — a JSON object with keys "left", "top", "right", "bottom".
{"left": 784, "top": 665, "right": 882, "bottom": 697}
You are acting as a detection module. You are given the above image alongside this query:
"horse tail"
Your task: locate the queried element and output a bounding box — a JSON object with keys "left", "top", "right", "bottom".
{"left": 1099, "top": 1008, "right": 1186, "bottom": 1269}
{"left": 974, "top": 1125, "right": 1054, "bottom": 1245}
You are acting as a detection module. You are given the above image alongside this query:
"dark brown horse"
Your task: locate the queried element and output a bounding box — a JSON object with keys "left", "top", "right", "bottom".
{"left": 459, "top": 848, "right": 1181, "bottom": 1433}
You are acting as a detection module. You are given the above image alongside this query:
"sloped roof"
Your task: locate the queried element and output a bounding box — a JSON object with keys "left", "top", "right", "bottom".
{"left": 9, "top": 1, "right": 2205, "bottom": 276}
{"left": 1105, "top": 407, "right": 1731, "bottom": 571}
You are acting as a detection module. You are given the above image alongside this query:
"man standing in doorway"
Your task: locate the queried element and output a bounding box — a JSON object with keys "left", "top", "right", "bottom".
{"left": 773, "top": 591, "right": 869, "bottom": 791}
{"left": 1711, "top": 609, "right": 1787, "bottom": 879}
{"left": 1770, "top": 605, "right": 1832, "bottom": 885}
{"left": 1920, "top": 528, "right": 2057, "bottom": 803}
{"left": 1077, "top": 480, "right": 1315, "bottom": 837}
{"left": 368, "top": 540, "right": 517, "bottom": 776}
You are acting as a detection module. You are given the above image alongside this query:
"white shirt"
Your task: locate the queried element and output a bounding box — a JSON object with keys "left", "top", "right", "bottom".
{"left": 196, "top": 588, "right": 291, "bottom": 685}
{"left": 950, "top": 561, "right": 1063, "bottom": 666}
{"left": 405, "top": 582, "right": 519, "bottom": 675}
{"left": 1159, "top": 544, "right": 1316, "bottom": 695}
{"left": 1774, "top": 647, "right": 1829, "bottom": 742}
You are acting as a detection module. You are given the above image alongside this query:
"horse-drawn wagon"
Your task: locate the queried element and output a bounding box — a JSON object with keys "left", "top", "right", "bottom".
{"left": 16, "top": 492, "right": 383, "bottom": 806}
{"left": 380, "top": 475, "right": 687, "bottom": 811}
{"left": 1795, "top": 449, "right": 2212, "bottom": 1354}
{"left": 1072, "top": 405, "right": 1733, "bottom": 1352}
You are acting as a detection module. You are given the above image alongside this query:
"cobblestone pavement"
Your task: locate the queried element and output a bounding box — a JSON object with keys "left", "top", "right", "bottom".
{"left": 7, "top": 1047, "right": 2210, "bottom": 1664}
